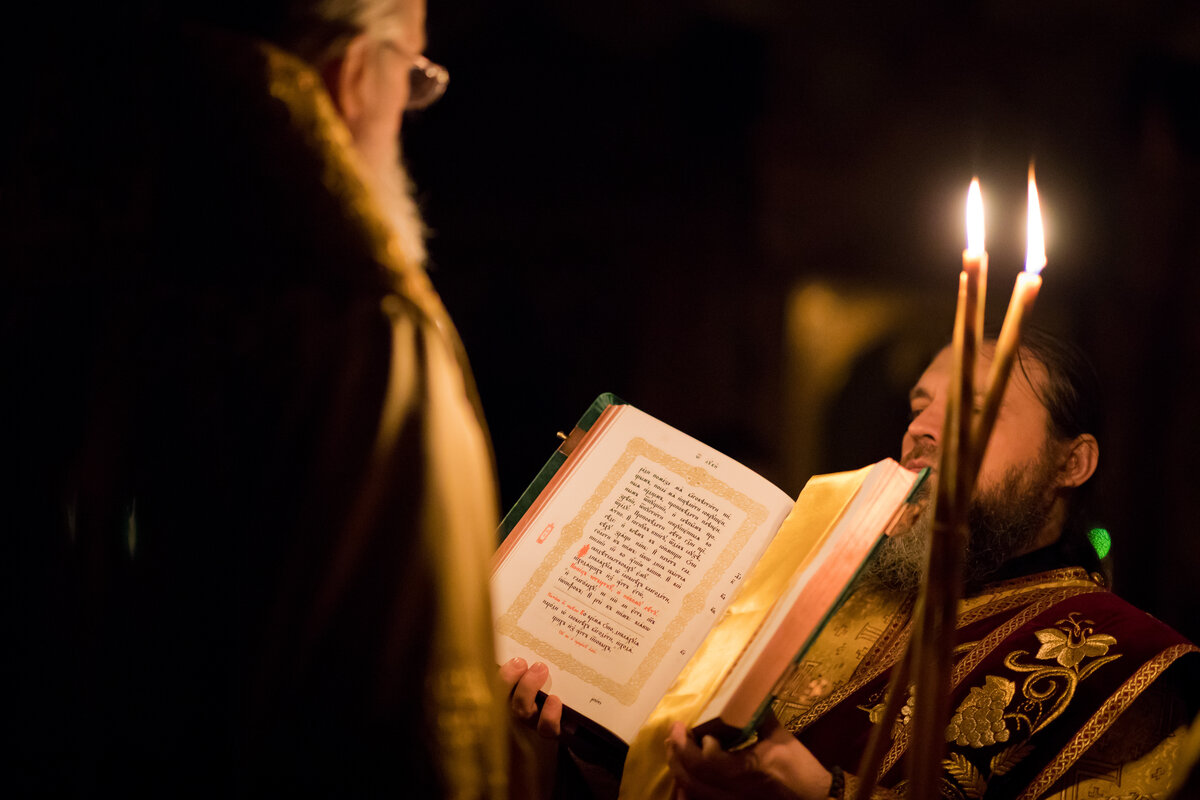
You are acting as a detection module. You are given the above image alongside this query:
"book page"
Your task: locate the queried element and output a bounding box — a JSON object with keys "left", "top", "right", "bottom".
{"left": 492, "top": 404, "right": 793, "bottom": 742}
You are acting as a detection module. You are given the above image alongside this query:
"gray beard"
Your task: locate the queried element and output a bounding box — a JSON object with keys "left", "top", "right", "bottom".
{"left": 858, "top": 457, "right": 1058, "bottom": 595}
{"left": 361, "top": 152, "right": 429, "bottom": 272}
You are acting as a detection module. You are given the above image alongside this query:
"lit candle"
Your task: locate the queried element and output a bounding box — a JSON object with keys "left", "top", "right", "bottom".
{"left": 964, "top": 178, "right": 988, "bottom": 354}
{"left": 865, "top": 171, "right": 1049, "bottom": 800}
{"left": 903, "top": 182, "right": 988, "bottom": 799}
{"left": 969, "top": 164, "right": 1045, "bottom": 475}
{"left": 950, "top": 179, "right": 986, "bottom": 515}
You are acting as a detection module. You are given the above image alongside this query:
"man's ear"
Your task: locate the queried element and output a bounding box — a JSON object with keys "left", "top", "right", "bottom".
{"left": 1057, "top": 433, "right": 1099, "bottom": 489}
{"left": 324, "top": 34, "right": 374, "bottom": 133}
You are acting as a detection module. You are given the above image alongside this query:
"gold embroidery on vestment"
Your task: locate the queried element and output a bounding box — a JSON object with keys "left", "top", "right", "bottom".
{"left": 1018, "top": 642, "right": 1200, "bottom": 800}
{"left": 940, "top": 615, "right": 1122, "bottom": 799}
{"left": 878, "top": 588, "right": 1095, "bottom": 778}
{"left": 859, "top": 685, "right": 916, "bottom": 732}
{"left": 1002, "top": 613, "right": 1122, "bottom": 737}
{"left": 943, "top": 752, "right": 988, "bottom": 798}
{"left": 944, "top": 613, "right": 1121, "bottom": 756}
{"left": 946, "top": 675, "right": 1015, "bottom": 747}
{"left": 989, "top": 740, "right": 1035, "bottom": 777}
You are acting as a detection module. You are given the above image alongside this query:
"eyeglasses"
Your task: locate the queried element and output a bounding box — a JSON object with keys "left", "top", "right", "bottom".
{"left": 406, "top": 54, "right": 449, "bottom": 110}
{"left": 382, "top": 42, "right": 449, "bottom": 110}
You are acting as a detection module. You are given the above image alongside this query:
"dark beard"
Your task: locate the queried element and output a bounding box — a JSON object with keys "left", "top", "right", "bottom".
{"left": 858, "top": 455, "right": 1058, "bottom": 594}
{"left": 961, "top": 459, "right": 1058, "bottom": 585}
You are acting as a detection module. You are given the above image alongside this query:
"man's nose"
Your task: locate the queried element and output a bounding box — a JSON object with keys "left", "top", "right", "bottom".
{"left": 907, "top": 400, "right": 944, "bottom": 442}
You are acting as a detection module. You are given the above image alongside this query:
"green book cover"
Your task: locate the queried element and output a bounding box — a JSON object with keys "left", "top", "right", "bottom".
{"left": 497, "top": 392, "right": 623, "bottom": 541}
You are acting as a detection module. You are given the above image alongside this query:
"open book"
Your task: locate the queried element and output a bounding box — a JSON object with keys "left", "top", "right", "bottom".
{"left": 491, "top": 394, "right": 923, "bottom": 745}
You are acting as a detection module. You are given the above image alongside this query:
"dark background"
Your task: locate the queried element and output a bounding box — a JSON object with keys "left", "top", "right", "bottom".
{"left": 404, "top": 1, "right": 1200, "bottom": 642}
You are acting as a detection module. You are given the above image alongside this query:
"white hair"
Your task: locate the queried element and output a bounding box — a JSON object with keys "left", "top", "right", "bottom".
{"left": 285, "top": 0, "right": 417, "bottom": 66}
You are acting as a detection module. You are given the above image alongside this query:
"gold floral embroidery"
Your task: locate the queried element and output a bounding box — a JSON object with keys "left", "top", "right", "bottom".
{"left": 859, "top": 685, "right": 916, "bottom": 730}
{"left": 989, "top": 740, "right": 1035, "bottom": 777}
{"left": 1033, "top": 621, "right": 1116, "bottom": 668}
{"left": 1003, "top": 613, "right": 1122, "bottom": 737}
{"left": 946, "top": 675, "right": 1015, "bottom": 747}
{"left": 943, "top": 752, "right": 988, "bottom": 798}
{"left": 944, "top": 613, "right": 1122, "bottom": 756}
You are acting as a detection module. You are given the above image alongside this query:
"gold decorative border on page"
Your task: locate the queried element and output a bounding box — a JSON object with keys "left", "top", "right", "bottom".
{"left": 496, "top": 437, "right": 769, "bottom": 705}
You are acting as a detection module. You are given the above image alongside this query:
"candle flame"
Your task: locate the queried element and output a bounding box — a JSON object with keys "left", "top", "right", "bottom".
{"left": 966, "top": 178, "right": 985, "bottom": 256}
{"left": 1026, "top": 165, "right": 1046, "bottom": 275}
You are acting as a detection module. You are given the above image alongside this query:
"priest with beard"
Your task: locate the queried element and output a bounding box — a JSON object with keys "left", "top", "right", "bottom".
{"left": 510, "top": 331, "right": 1200, "bottom": 799}
{"left": 655, "top": 331, "right": 1199, "bottom": 799}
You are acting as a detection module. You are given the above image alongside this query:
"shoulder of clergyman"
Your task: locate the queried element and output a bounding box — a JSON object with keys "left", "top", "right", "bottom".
{"left": 957, "top": 568, "right": 1104, "bottom": 628}
{"left": 936, "top": 588, "right": 1198, "bottom": 800}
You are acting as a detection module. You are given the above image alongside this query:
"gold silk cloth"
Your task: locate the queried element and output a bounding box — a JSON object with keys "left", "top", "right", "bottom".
{"left": 619, "top": 465, "right": 877, "bottom": 800}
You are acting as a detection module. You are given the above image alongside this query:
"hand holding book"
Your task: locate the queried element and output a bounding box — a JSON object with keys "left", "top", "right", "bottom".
{"left": 500, "top": 656, "right": 562, "bottom": 738}
{"left": 665, "top": 716, "right": 834, "bottom": 800}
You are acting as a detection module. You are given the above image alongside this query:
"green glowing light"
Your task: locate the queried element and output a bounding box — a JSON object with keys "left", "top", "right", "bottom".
{"left": 1087, "top": 527, "right": 1111, "bottom": 560}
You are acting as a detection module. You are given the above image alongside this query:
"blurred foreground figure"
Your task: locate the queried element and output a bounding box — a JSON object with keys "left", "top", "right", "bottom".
{"left": 2, "top": 1, "right": 504, "bottom": 795}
